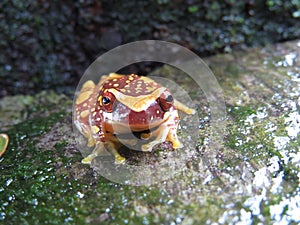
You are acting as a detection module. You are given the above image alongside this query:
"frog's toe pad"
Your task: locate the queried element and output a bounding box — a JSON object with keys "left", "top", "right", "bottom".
{"left": 81, "top": 155, "right": 95, "bottom": 164}
{"left": 141, "top": 143, "right": 152, "bottom": 152}
{"left": 172, "top": 140, "right": 183, "bottom": 149}
{"left": 115, "top": 155, "right": 126, "bottom": 164}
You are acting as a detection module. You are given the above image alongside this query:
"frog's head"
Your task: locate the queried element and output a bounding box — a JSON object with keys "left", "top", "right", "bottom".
{"left": 92, "top": 74, "right": 176, "bottom": 134}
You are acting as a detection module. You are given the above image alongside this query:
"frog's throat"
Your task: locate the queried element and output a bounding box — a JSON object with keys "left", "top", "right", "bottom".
{"left": 108, "top": 87, "right": 167, "bottom": 112}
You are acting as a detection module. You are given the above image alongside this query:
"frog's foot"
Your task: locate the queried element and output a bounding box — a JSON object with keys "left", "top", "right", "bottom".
{"left": 82, "top": 153, "right": 97, "bottom": 164}
{"left": 167, "top": 129, "right": 183, "bottom": 149}
{"left": 109, "top": 142, "right": 126, "bottom": 164}
{"left": 170, "top": 139, "right": 183, "bottom": 149}
{"left": 114, "top": 154, "right": 126, "bottom": 164}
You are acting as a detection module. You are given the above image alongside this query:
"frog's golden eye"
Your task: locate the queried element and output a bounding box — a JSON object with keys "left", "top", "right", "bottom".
{"left": 101, "top": 92, "right": 116, "bottom": 112}
{"left": 158, "top": 93, "right": 174, "bottom": 112}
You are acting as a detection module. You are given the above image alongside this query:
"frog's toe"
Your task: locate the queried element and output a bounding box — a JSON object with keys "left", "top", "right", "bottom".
{"left": 81, "top": 154, "right": 96, "bottom": 164}
{"left": 141, "top": 143, "right": 152, "bottom": 152}
{"left": 115, "top": 155, "right": 126, "bottom": 164}
{"left": 172, "top": 140, "right": 183, "bottom": 149}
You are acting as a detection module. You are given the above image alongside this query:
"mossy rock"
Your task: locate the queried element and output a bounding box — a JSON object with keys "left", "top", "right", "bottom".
{"left": 0, "top": 40, "right": 299, "bottom": 224}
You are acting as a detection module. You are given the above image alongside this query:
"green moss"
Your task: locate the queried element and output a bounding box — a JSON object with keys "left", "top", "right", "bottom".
{"left": 228, "top": 105, "right": 257, "bottom": 121}
{"left": 0, "top": 114, "right": 85, "bottom": 224}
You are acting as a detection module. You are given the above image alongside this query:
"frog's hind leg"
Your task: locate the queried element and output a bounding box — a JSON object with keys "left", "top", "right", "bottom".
{"left": 174, "top": 99, "right": 196, "bottom": 115}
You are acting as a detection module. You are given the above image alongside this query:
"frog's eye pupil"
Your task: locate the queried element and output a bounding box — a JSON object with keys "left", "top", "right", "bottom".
{"left": 166, "top": 95, "right": 173, "bottom": 103}
{"left": 102, "top": 96, "right": 111, "bottom": 105}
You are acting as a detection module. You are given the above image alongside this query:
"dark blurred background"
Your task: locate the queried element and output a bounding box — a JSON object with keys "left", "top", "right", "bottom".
{"left": 1, "top": 0, "right": 300, "bottom": 97}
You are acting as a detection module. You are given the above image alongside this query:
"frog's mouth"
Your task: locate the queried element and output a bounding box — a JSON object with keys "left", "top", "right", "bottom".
{"left": 104, "top": 116, "right": 167, "bottom": 134}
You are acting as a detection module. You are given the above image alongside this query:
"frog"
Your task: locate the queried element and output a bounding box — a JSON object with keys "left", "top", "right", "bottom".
{"left": 74, "top": 73, "right": 195, "bottom": 164}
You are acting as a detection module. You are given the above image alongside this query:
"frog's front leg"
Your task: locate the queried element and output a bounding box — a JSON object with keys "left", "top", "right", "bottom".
{"left": 82, "top": 142, "right": 125, "bottom": 164}
{"left": 166, "top": 127, "right": 183, "bottom": 149}
{"left": 82, "top": 142, "right": 107, "bottom": 164}
{"left": 108, "top": 142, "right": 126, "bottom": 164}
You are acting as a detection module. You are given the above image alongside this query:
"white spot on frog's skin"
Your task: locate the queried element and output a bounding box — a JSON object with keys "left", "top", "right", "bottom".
{"left": 156, "top": 110, "right": 160, "bottom": 114}
{"left": 113, "top": 83, "right": 119, "bottom": 87}
{"left": 103, "top": 111, "right": 113, "bottom": 121}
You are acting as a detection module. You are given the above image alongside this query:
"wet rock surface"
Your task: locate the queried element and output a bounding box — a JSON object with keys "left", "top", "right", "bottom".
{"left": 0, "top": 40, "right": 299, "bottom": 224}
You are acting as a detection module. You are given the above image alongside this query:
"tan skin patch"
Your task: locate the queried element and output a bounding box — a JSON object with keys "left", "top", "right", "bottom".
{"left": 82, "top": 80, "right": 95, "bottom": 90}
{"left": 76, "top": 91, "right": 93, "bottom": 104}
{"left": 109, "top": 87, "right": 167, "bottom": 112}
{"left": 80, "top": 110, "right": 89, "bottom": 118}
